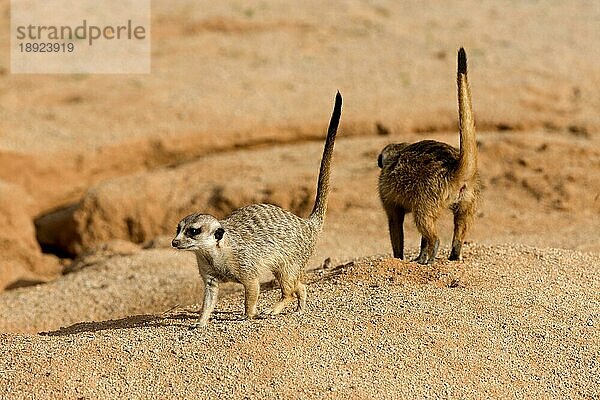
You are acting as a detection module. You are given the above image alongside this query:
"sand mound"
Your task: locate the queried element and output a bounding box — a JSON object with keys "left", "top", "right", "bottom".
{"left": 0, "top": 244, "right": 597, "bottom": 398}
{"left": 0, "top": 182, "right": 60, "bottom": 290}
{"left": 34, "top": 143, "right": 322, "bottom": 256}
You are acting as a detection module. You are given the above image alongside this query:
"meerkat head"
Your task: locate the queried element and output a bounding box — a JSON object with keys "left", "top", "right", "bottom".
{"left": 378, "top": 143, "right": 409, "bottom": 169}
{"left": 171, "top": 213, "right": 225, "bottom": 252}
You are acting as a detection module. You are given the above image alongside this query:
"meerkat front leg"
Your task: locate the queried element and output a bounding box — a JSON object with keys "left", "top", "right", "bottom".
{"left": 195, "top": 275, "right": 220, "bottom": 327}
{"left": 414, "top": 237, "right": 428, "bottom": 264}
{"left": 242, "top": 277, "right": 260, "bottom": 319}
{"left": 449, "top": 199, "right": 476, "bottom": 261}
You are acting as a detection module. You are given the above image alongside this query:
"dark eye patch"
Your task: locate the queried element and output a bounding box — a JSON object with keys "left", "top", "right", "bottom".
{"left": 176, "top": 225, "right": 182, "bottom": 235}
{"left": 187, "top": 227, "right": 201, "bottom": 237}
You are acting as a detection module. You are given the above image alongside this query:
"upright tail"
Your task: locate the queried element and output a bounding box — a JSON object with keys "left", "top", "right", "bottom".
{"left": 456, "top": 47, "right": 477, "bottom": 183}
{"left": 309, "top": 91, "right": 342, "bottom": 226}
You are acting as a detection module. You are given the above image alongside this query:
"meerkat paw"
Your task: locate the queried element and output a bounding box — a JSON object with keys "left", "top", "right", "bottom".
{"left": 263, "top": 305, "right": 285, "bottom": 316}
{"left": 295, "top": 296, "right": 307, "bottom": 313}
{"left": 449, "top": 244, "right": 463, "bottom": 261}
{"left": 267, "top": 296, "right": 297, "bottom": 316}
{"left": 413, "top": 253, "right": 437, "bottom": 265}
{"left": 413, "top": 254, "right": 428, "bottom": 264}
{"left": 243, "top": 312, "right": 258, "bottom": 320}
{"left": 418, "top": 239, "right": 439, "bottom": 265}
{"left": 189, "top": 320, "right": 208, "bottom": 329}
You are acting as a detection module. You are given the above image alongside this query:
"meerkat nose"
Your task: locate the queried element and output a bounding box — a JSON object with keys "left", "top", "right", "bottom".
{"left": 171, "top": 239, "right": 180, "bottom": 248}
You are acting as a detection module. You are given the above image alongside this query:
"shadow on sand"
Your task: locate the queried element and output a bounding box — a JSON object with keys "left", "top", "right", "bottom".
{"left": 38, "top": 310, "right": 251, "bottom": 336}
{"left": 39, "top": 280, "right": 281, "bottom": 336}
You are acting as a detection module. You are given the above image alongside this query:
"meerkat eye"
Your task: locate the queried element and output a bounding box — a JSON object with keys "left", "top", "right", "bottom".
{"left": 187, "top": 227, "right": 201, "bottom": 237}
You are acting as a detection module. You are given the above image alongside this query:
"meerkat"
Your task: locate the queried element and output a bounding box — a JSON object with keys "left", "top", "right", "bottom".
{"left": 377, "top": 48, "right": 481, "bottom": 264}
{"left": 172, "top": 92, "right": 342, "bottom": 327}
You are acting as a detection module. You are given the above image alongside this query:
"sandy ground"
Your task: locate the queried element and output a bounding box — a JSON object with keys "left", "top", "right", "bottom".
{"left": 0, "top": 0, "right": 599, "bottom": 398}
{"left": 1, "top": 245, "right": 599, "bottom": 398}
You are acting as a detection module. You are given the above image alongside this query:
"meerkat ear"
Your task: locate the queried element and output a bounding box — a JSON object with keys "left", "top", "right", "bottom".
{"left": 378, "top": 153, "right": 384, "bottom": 168}
{"left": 214, "top": 227, "right": 225, "bottom": 241}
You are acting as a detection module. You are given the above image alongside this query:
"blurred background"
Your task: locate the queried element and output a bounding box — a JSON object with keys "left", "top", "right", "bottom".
{"left": 0, "top": 0, "right": 598, "bottom": 294}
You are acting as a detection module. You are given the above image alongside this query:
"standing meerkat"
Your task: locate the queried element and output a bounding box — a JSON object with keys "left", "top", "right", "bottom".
{"left": 378, "top": 48, "right": 481, "bottom": 264}
{"left": 172, "top": 92, "right": 342, "bottom": 327}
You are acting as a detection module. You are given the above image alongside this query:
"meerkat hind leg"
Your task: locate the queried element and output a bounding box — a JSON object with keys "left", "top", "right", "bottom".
{"left": 386, "top": 204, "right": 405, "bottom": 259}
{"left": 266, "top": 273, "right": 297, "bottom": 315}
{"left": 295, "top": 281, "right": 307, "bottom": 312}
{"left": 449, "top": 200, "right": 476, "bottom": 261}
{"left": 414, "top": 237, "right": 440, "bottom": 265}
{"left": 242, "top": 277, "right": 261, "bottom": 319}
{"left": 414, "top": 237, "right": 428, "bottom": 264}
{"left": 413, "top": 211, "right": 440, "bottom": 265}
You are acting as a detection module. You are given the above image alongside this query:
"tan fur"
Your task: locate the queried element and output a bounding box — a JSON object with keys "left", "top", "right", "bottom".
{"left": 377, "top": 48, "right": 481, "bottom": 264}
{"left": 172, "top": 93, "right": 342, "bottom": 326}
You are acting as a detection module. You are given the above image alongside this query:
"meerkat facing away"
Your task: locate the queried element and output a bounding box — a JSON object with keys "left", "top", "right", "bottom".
{"left": 172, "top": 92, "right": 342, "bottom": 327}
{"left": 378, "top": 48, "right": 481, "bottom": 264}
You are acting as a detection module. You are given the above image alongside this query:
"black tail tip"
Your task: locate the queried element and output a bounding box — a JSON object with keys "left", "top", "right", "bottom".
{"left": 335, "top": 91, "right": 342, "bottom": 106}
{"left": 327, "top": 91, "right": 342, "bottom": 133}
{"left": 457, "top": 47, "right": 467, "bottom": 74}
